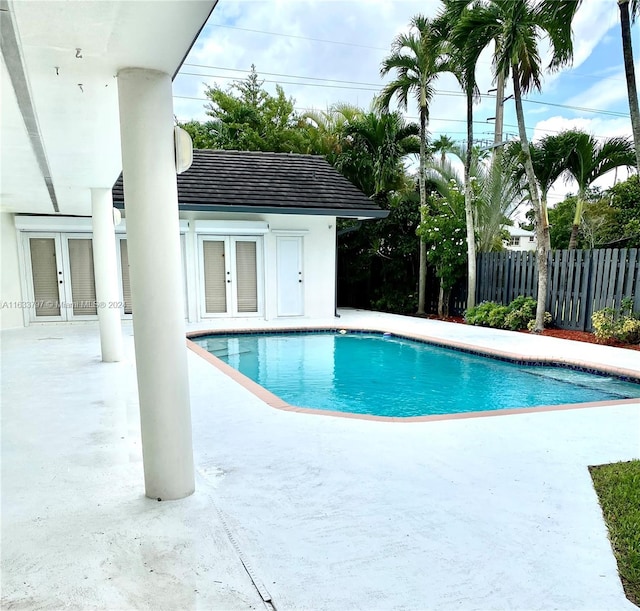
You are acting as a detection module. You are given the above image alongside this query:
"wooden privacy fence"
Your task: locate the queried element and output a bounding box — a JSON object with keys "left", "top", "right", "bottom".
{"left": 476, "top": 248, "right": 640, "bottom": 331}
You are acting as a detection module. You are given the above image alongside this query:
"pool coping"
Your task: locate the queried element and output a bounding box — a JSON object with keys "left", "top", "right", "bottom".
{"left": 186, "top": 326, "right": 640, "bottom": 422}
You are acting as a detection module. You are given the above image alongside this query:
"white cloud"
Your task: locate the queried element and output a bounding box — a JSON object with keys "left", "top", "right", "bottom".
{"left": 173, "top": 0, "right": 630, "bottom": 166}
{"left": 532, "top": 115, "right": 632, "bottom": 141}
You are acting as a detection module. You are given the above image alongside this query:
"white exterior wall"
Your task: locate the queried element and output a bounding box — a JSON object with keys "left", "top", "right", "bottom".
{"left": 506, "top": 236, "right": 537, "bottom": 252}
{"left": 505, "top": 227, "right": 537, "bottom": 252}
{"left": 181, "top": 211, "right": 337, "bottom": 322}
{"left": 265, "top": 214, "right": 336, "bottom": 320}
{"left": 11, "top": 211, "right": 339, "bottom": 326}
{"left": 0, "top": 213, "right": 24, "bottom": 329}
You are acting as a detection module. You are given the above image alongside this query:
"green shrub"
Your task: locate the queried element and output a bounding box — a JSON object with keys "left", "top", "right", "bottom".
{"left": 592, "top": 298, "right": 640, "bottom": 344}
{"left": 465, "top": 301, "right": 501, "bottom": 327}
{"left": 504, "top": 296, "right": 537, "bottom": 330}
{"left": 465, "top": 296, "right": 551, "bottom": 332}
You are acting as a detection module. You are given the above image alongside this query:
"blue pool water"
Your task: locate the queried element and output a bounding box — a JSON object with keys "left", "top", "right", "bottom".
{"left": 194, "top": 332, "right": 640, "bottom": 417}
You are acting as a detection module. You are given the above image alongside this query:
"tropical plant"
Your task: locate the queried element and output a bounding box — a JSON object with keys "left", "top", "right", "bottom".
{"left": 592, "top": 297, "right": 640, "bottom": 344}
{"left": 378, "top": 14, "right": 448, "bottom": 314}
{"left": 563, "top": 131, "right": 635, "bottom": 249}
{"left": 453, "top": 0, "right": 579, "bottom": 332}
{"left": 465, "top": 296, "right": 551, "bottom": 331}
{"left": 301, "top": 103, "right": 363, "bottom": 162}
{"left": 433, "top": 3, "right": 486, "bottom": 309}
{"left": 608, "top": 174, "right": 640, "bottom": 247}
{"left": 431, "top": 134, "right": 456, "bottom": 165}
{"left": 422, "top": 157, "right": 468, "bottom": 315}
{"left": 336, "top": 109, "right": 420, "bottom": 200}
{"left": 475, "top": 151, "right": 527, "bottom": 252}
{"left": 505, "top": 131, "right": 575, "bottom": 252}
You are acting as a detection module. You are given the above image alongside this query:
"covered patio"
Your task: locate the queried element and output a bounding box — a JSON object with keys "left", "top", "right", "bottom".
{"left": 2, "top": 310, "right": 638, "bottom": 609}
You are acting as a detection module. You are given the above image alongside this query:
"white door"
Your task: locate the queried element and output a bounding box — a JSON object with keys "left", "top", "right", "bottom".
{"left": 63, "top": 236, "right": 98, "bottom": 319}
{"left": 26, "top": 234, "right": 66, "bottom": 321}
{"left": 276, "top": 235, "right": 304, "bottom": 316}
{"left": 25, "top": 233, "right": 97, "bottom": 322}
{"left": 199, "top": 236, "right": 263, "bottom": 317}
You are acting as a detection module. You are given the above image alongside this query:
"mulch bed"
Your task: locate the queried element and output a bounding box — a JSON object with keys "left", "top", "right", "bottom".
{"left": 424, "top": 315, "right": 640, "bottom": 352}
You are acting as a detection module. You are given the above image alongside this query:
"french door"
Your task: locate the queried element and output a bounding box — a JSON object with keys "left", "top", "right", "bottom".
{"left": 25, "top": 233, "right": 97, "bottom": 322}
{"left": 199, "top": 236, "right": 263, "bottom": 317}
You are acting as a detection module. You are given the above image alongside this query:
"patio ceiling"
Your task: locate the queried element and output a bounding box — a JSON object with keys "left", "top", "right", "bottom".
{"left": 0, "top": 0, "right": 216, "bottom": 216}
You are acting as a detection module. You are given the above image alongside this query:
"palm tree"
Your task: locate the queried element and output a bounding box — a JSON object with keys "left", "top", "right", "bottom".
{"left": 378, "top": 15, "right": 447, "bottom": 315}
{"left": 301, "top": 103, "right": 363, "bottom": 163}
{"left": 506, "top": 131, "right": 575, "bottom": 252}
{"left": 424, "top": 155, "right": 467, "bottom": 316}
{"left": 476, "top": 150, "right": 528, "bottom": 253}
{"left": 435, "top": 2, "right": 487, "bottom": 309}
{"left": 453, "top": 0, "right": 578, "bottom": 332}
{"left": 563, "top": 131, "right": 635, "bottom": 249}
{"left": 431, "top": 135, "right": 456, "bottom": 165}
{"left": 619, "top": 0, "right": 640, "bottom": 173}
{"left": 337, "top": 110, "right": 420, "bottom": 199}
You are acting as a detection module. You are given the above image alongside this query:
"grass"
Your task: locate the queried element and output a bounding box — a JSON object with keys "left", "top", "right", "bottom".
{"left": 589, "top": 459, "right": 640, "bottom": 607}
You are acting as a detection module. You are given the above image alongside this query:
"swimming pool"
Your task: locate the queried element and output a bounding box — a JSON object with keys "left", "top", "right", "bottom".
{"left": 192, "top": 331, "right": 640, "bottom": 418}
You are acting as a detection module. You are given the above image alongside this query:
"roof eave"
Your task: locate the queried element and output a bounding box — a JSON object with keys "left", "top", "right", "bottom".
{"left": 113, "top": 201, "right": 389, "bottom": 219}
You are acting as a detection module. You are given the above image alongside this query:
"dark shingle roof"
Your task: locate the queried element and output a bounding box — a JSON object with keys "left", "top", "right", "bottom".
{"left": 112, "top": 149, "right": 388, "bottom": 219}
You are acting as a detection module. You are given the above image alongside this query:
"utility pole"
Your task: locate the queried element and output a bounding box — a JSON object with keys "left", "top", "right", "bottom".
{"left": 492, "top": 73, "right": 505, "bottom": 149}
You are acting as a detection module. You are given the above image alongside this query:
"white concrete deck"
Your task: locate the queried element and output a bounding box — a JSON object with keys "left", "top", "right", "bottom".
{"left": 2, "top": 310, "right": 639, "bottom": 610}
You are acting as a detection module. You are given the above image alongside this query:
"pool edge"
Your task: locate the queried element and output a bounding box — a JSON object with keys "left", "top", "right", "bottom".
{"left": 186, "top": 328, "right": 640, "bottom": 422}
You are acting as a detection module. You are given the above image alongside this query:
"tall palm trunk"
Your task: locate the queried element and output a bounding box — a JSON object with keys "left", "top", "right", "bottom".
{"left": 568, "top": 191, "right": 584, "bottom": 250}
{"left": 417, "top": 97, "right": 428, "bottom": 315}
{"left": 619, "top": 0, "right": 640, "bottom": 174}
{"left": 512, "top": 65, "right": 547, "bottom": 333}
{"left": 464, "top": 84, "right": 477, "bottom": 310}
{"left": 540, "top": 192, "right": 551, "bottom": 252}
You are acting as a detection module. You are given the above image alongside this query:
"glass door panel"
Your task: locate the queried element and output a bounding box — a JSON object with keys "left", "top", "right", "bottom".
{"left": 29, "top": 237, "right": 63, "bottom": 318}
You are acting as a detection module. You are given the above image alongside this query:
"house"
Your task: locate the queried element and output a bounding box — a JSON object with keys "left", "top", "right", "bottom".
{"left": 504, "top": 226, "right": 537, "bottom": 251}
{"left": 111, "top": 149, "right": 387, "bottom": 322}
{"left": 0, "top": 0, "right": 234, "bottom": 501}
{"left": 1, "top": 0, "right": 385, "bottom": 500}
{"left": 8, "top": 150, "right": 385, "bottom": 327}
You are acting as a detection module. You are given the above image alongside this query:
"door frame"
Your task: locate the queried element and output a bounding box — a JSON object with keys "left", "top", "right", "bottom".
{"left": 276, "top": 234, "right": 304, "bottom": 317}
{"left": 61, "top": 234, "right": 99, "bottom": 321}
{"left": 197, "top": 234, "right": 264, "bottom": 318}
{"left": 22, "top": 232, "right": 67, "bottom": 322}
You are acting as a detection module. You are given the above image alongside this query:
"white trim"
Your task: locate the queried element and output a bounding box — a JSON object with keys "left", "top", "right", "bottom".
{"left": 270, "top": 229, "right": 309, "bottom": 235}
{"left": 197, "top": 234, "right": 264, "bottom": 318}
{"left": 15, "top": 215, "right": 189, "bottom": 234}
{"left": 16, "top": 216, "right": 94, "bottom": 233}
{"left": 194, "top": 220, "right": 269, "bottom": 235}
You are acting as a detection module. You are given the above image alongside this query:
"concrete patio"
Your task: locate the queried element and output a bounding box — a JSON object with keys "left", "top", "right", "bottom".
{"left": 2, "top": 310, "right": 639, "bottom": 610}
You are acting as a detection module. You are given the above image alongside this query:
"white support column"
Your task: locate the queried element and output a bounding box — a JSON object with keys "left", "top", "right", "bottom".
{"left": 91, "top": 188, "right": 123, "bottom": 362}
{"left": 117, "top": 68, "right": 194, "bottom": 500}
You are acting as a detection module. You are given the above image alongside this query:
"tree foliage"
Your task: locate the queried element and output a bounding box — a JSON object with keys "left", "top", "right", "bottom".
{"left": 181, "top": 65, "right": 306, "bottom": 153}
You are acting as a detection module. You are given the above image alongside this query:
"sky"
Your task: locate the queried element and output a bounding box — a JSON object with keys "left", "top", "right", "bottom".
{"left": 173, "top": 0, "right": 639, "bottom": 207}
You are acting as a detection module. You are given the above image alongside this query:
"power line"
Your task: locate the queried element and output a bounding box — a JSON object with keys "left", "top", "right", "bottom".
{"left": 172, "top": 95, "right": 622, "bottom": 140}
{"left": 207, "top": 23, "right": 388, "bottom": 52}
{"left": 183, "top": 63, "right": 383, "bottom": 87}
{"left": 176, "top": 68, "right": 631, "bottom": 119}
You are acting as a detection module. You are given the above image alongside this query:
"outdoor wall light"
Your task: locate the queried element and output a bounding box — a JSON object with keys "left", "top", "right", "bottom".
{"left": 174, "top": 126, "right": 193, "bottom": 174}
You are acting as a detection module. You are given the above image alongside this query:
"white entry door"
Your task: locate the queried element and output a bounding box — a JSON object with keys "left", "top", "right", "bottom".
{"left": 199, "top": 236, "right": 263, "bottom": 317}
{"left": 276, "top": 235, "right": 304, "bottom": 316}
{"left": 25, "top": 233, "right": 97, "bottom": 322}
